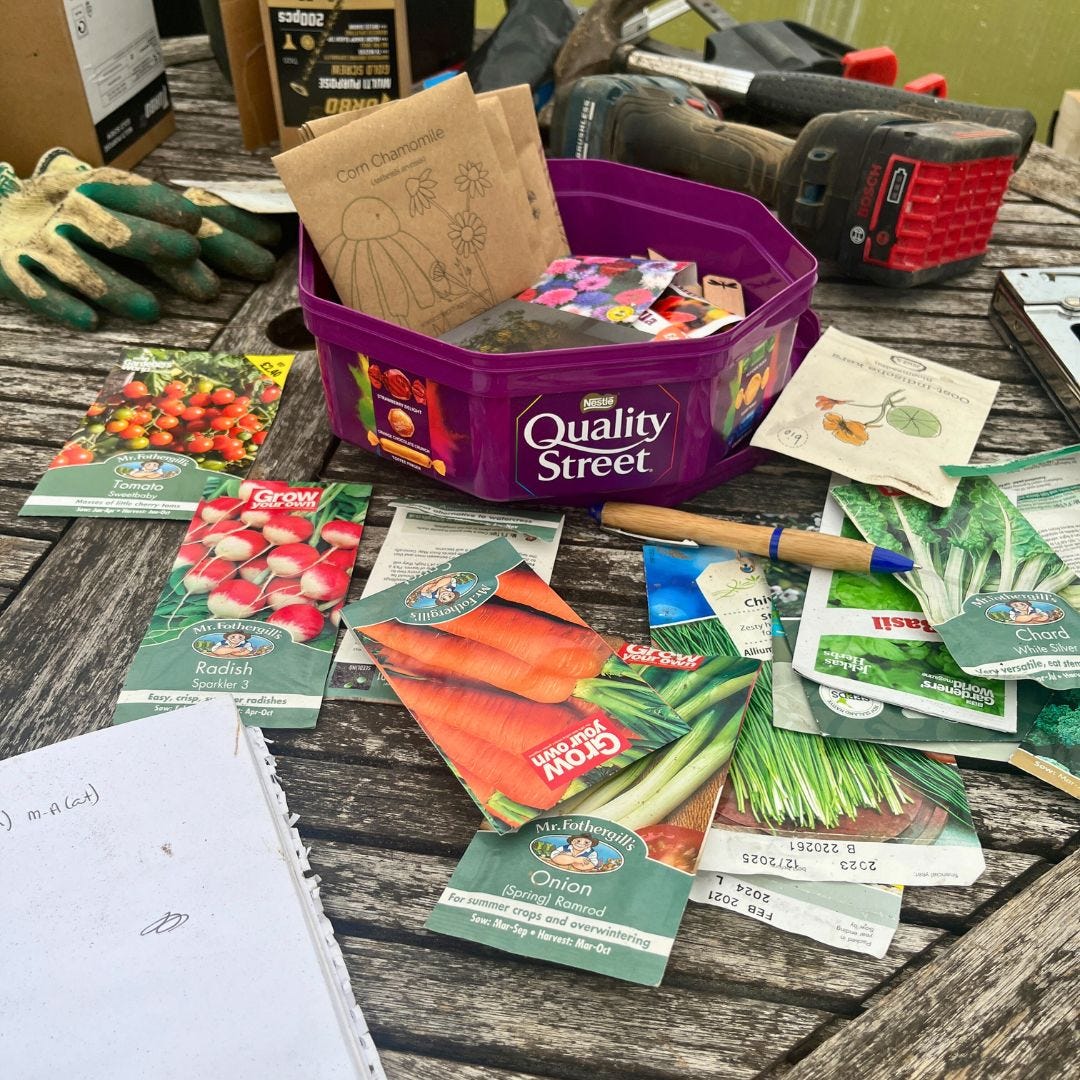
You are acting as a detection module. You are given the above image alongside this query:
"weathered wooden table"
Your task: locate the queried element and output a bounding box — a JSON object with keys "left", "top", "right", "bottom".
{"left": 1, "top": 40, "right": 1078, "bottom": 1079}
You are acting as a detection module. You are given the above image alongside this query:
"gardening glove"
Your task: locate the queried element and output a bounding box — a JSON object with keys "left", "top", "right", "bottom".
{"left": 0, "top": 149, "right": 280, "bottom": 331}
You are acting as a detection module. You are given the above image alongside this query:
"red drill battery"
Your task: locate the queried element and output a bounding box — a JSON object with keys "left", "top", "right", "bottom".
{"left": 777, "top": 112, "right": 1018, "bottom": 287}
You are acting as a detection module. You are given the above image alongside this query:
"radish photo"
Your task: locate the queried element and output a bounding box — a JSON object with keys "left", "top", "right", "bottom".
{"left": 128, "top": 479, "right": 372, "bottom": 729}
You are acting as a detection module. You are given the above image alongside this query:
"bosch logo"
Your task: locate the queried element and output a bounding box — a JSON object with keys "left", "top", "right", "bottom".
{"left": 849, "top": 226, "right": 866, "bottom": 244}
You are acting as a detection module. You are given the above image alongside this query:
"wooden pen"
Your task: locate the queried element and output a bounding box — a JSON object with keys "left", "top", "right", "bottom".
{"left": 591, "top": 502, "right": 915, "bottom": 574}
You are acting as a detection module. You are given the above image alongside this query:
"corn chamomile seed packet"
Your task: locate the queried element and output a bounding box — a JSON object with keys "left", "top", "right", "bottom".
{"left": 114, "top": 479, "right": 370, "bottom": 728}
{"left": 425, "top": 644, "right": 759, "bottom": 986}
{"left": 21, "top": 348, "right": 292, "bottom": 520}
{"left": 341, "top": 538, "right": 693, "bottom": 835}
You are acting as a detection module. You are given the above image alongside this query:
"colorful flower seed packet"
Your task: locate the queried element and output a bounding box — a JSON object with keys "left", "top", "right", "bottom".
{"left": 113, "top": 479, "right": 371, "bottom": 729}
{"left": 516, "top": 256, "right": 687, "bottom": 324}
{"left": 21, "top": 348, "right": 292, "bottom": 520}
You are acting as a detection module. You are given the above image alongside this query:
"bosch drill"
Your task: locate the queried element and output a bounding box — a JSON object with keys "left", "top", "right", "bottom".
{"left": 551, "top": 75, "right": 1022, "bottom": 288}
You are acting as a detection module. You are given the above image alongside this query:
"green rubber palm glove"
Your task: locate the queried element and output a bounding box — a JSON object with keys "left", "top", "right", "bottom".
{"left": 0, "top": 149, "right": 281, "bottom": 331}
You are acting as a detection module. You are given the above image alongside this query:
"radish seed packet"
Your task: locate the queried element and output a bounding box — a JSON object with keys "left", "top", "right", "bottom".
{"left": 21, "top": 348, "right": 292, "bottom": 520}
{"left": 114, "top": 478, "right": 371, "bottom": 729}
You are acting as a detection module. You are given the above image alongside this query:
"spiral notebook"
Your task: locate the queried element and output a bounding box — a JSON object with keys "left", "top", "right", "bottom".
{"left": 0, "top": 699, "right": 384, "bottom": 1080}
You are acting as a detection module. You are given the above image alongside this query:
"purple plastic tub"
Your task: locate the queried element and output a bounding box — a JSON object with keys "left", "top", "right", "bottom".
{"left": 298, "top": 159, "right": 819, "bottom": 505}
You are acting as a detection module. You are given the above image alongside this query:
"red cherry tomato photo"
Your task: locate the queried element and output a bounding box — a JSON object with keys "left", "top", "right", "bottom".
{"left": 211, "top": 387, "right": 236, "bottom": 405}
{"left": 259, "top": 385, "right": 281, "bottom": 404}
{"left": 155, "top": 414, "right": 180, "bottom": 430}
{"left": 122, "top": 380, "right": 149, "bottom": 399}
{"left": 180, "top": 406, "right": 206, "bottom": 422}
{"left": 164, "top": 380, "right": 187, "bottom": 397}
{"left": 148, "top": 431, "right": 174, "bottom": 446}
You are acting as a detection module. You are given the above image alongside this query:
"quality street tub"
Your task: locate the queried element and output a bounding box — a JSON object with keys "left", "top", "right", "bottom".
{"left": 298, "top": 159, "right": 819, "bottom": 505}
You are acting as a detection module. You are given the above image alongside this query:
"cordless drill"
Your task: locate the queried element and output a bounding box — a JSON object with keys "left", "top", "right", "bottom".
{"left": 551, "top": 75, "right": 1021, "bottom": 288}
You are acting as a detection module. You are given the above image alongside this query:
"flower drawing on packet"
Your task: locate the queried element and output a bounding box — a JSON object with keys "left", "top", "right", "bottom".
{"left": 815, "top": 389, "right": 942, "bottom": 446}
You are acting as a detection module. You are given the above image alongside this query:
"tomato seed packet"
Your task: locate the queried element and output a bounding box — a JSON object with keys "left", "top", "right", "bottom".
{"left": 425, "top": 645, "right": 759, "bottom": 986}
{"left": 114, "top": 479, "right": 371, "bottom": 729}
{"left": 341, "top": 538, "right": 693, "bottom": 834}
{"left": 21, "top": 348, "right": 292, "bottom": 520}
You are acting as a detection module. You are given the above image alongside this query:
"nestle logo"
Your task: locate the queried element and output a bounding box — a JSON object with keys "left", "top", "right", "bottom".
{"left": 580, "top": 393, "right": 616, "bottom": 412}
{"left": 245, "top": 486, "right": 322, "bottom": 512}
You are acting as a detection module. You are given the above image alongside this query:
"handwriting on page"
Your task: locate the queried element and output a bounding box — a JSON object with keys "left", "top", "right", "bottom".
{"left": 0, "top": 784, "right": 100, "bottom": 834}
{"left": 141, "top": 912, "right": 190, "bottom": 935}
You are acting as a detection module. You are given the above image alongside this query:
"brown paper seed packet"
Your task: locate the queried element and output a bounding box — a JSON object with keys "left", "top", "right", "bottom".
{"left": 275, "top": 75, "right": 542, "bottom": 334}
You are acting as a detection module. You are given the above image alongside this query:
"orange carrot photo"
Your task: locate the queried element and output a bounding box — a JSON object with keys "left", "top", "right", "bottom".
{"left": 340, "top": 538, "right": 691, "bottom": 833}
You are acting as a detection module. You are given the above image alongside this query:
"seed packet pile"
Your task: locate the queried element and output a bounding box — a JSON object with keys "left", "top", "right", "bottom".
{"left": 516, "top": 256, "right": 688, "bottom": 324}
{"left": 644, "top": 543, "right": 985, "bottom": 887}
{"left": 833, "top": 478, "right": 1080, "bottom": 691}
{"left": 21, "top": 348, "right": 292, "bottom": 520}
{"left": 642, "top": 542, "right": 907, "bottom": 953}
{"left": 341, "top": 538, "right": 693, "bottom": 834}
{"left": 114, "top": 479, "right": 371, "bottom": 729}
{"left": 792, "top": 487, "right": 1018, "bottom": 732}
{"left": 426, "top": 644, "right": 759, "bottom": 985}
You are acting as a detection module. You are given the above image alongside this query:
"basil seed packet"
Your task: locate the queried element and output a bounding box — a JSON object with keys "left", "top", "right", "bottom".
{"left": 21, "top": 348, "right": 292, "bottom": 520}
{"left": 425, "top": 647, "right": 759, "bottom": 986}
{"left": 114, "top": 479, "right": 371, "bottom": 729}
{"left": 791, "top": 486, "right": 1018, "bottom": 731}
{"left": 833, "top": 477, "right": 1080, "bottom": 691}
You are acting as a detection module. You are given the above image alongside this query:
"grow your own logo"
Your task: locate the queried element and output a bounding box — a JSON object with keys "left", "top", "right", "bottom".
{"left": 530, "top": 832, "right": 624, "bottom": 875}
{"left": 405, "top": 571, "right": 479, "bottom": 610}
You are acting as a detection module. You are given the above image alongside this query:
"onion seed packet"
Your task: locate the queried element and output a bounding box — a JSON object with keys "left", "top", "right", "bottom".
{"left": 425, "top": 644, "right": 759, "bottom": 986}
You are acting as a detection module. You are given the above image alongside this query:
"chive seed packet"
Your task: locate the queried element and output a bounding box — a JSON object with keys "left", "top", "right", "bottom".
{"left": 425, "top": 645, "right": 759, "bottom": 986}
{"left": 21, "top": 348, "right": 293, "bottom": 520}
{"left": 833, "top": 477, "right": 1080, "bottom": 691}
{"left": 113, "top": 479, "right": 371, "bottom": 729}
{"left": 644, "top": 543, "right": 985, "bottom": 887}
{"left": 340, "top": 538, "right": 693, "bottom": 835}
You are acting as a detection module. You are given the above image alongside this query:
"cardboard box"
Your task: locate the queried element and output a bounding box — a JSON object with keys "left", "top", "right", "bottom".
{"left": 1052, "top": 90, "right": 1080, "bottom": 162}
{"left": 0, "top": 0, "right": 174, "bottom": 176}
{"left": 259, "top": 0, "right": 411, "bottom": 150}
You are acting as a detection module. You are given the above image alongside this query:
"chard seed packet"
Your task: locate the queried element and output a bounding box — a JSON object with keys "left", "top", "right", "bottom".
{"left": 792, "top": 487, "right": 1018, "bottom": 731}
{"left": 833, "top": 478, "right": 1080, "bottom": 691}
{"left": 114, "top": 479, "right": 371, "bottom": 728}
{"left": 341, "top": 538, "right": 693, "bottom": 834}
{"left": 426, "top": 646, "right": 759, "bottom": 985}
{"left": 21, "top": 348, "right": 292, "bottom": 520}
